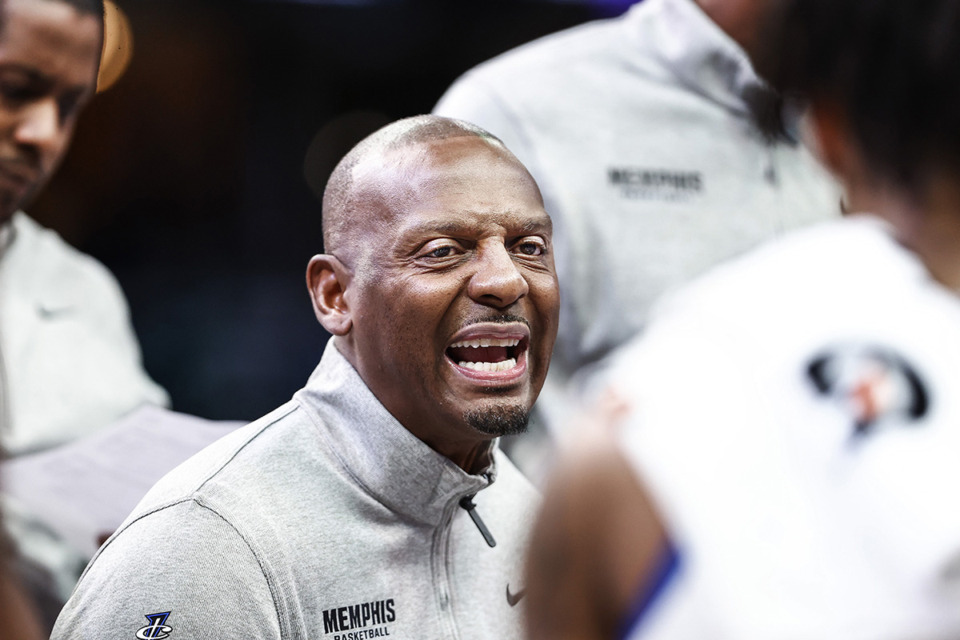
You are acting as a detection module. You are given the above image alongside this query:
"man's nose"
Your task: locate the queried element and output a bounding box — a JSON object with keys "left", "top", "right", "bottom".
{"left": 14, "top": 98, "right": 61, "bottom": 152}
{"left": 468, "top": 243, "right": 529, "bottom": 308}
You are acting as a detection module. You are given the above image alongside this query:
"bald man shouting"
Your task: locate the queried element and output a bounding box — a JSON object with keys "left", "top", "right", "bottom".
{"left": 52, "top": 115, "right": 558, "bottom": 640}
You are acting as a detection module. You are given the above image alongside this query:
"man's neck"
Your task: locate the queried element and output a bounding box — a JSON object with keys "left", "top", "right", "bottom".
{"left": 695, "top": 0, "right": 763, "bottom": 62}
{"left": 850, "top": 174, "right": 960, "bottom": 294}
{"left": 419, "top": 434, "right": 494, "bottom": 476}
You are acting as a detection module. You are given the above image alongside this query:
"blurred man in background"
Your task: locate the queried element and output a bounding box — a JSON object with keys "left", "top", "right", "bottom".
{"left": 526, "top": 0, "right": 960, "bottom": 636}
{"left": 435, "top": 0, "right": 840, "bottom": 481}
{"left": 0, "top": 0, "right": 166, "bottom": 626}
{"left": 0, "top": 528, "right": 44, "bottom": 639}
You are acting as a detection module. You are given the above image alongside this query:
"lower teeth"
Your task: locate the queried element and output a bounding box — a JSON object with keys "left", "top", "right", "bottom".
{"left": 458, "top": 358, "right": 517, "bottom": 372}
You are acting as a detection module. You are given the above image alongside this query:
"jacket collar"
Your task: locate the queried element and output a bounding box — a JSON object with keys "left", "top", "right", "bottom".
{"left": 630, "top": 0, "right": 765, "bottom": 118}
{"left": 295, "top": 339, "right": 496, "bottom": 526}
{"left": 0, "top": 221, "right": 12, "bottom": 259}
{"left": 0, "top": 211, "right": 23, "bottom": 262}
{"left": 0, "top": 212, "right": 77, "bottom": 315}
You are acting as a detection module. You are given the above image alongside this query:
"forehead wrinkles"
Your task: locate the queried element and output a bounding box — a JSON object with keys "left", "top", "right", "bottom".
{"left": 355, "top": 138, "right": 531, "bottom": 211}
{"left": 0, "top": 2, "right": 100, "bottom": 81}
{"left": 341, "top": 138, "right": 541, "bottom": 270}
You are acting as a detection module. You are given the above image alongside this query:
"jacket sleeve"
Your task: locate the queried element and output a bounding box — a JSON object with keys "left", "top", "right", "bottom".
{"left": 51, "top": 499, "right": 283, "bottom": 640}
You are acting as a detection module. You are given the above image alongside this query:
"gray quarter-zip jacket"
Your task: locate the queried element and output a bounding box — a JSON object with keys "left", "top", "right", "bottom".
{"left": 52, "top": 340, "right": 538, "bottom": 640}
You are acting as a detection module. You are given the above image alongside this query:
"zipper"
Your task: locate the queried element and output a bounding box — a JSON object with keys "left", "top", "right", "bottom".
{"left": 429, "top": 486, "right": 498, "bottom": 639}
{"left": 764, "top": 142, "right": 779, "bottom": 187}
{"left": 0, "top": 325, "right": 8, "bottom": 436}
{"left": 459, "top": 494, "right": 496, "bottom": 548}
{"left": 0, "top": 225, "right": 10, "bottom": 437}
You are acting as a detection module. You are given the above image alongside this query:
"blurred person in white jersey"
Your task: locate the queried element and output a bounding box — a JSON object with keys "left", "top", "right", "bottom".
{"left": 435, "top": 0, "right": 841, "bottom": 481}
{"left": 525, "top": 0, "right": 960, "bottom": 637}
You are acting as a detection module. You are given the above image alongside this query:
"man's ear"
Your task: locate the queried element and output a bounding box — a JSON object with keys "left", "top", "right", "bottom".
{"left": 306, "top": 254, "right": 353, "bottom": 336}
{"left": 808, "top": 100, "right": 852, "bottom": 179}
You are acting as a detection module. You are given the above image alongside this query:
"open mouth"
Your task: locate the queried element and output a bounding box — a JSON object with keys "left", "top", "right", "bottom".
{"left": 446, "top": 336, "right": 529, "bottom": 373}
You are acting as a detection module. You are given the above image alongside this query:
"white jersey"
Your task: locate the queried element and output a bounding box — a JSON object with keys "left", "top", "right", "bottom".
{"left": 612, "top": 216, "right": 960, "bottom": 639}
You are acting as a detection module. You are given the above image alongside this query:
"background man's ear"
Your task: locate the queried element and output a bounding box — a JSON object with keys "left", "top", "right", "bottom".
{"left": 808, "top": 100, "right": 852, "bottom": 180}
{"left": 306, "top": 255, "right": 353, "bottom": 336}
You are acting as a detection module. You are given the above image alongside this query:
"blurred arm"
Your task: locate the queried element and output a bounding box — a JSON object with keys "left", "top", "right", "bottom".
{"left": 0, "top": 568, "right": 45, "bottom": 640}
{"left": 525, "top": 412, "right": 671, "bottom": 640}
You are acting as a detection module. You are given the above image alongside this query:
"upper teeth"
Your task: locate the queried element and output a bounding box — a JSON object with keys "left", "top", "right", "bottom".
{"left": 450, "top": 338, "right": 520, "bottom": 348}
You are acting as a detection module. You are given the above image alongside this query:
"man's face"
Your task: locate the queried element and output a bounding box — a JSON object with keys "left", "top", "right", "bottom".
{"left": 0, "top": 0, "right": 100, "bottom": 225}
{"left": 344, "top": 136, "right": 559, "bottom": 451}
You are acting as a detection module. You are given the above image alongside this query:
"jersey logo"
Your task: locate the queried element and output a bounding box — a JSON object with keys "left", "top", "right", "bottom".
{"left": 506, "top": 584, "right": 526, "bottom": 607}
{"left": 136, "top": 612, "right": 172, "bottom": 639}
{"left": 607, "top": 167, "right": 703, "bottom": 201}
{"left": 806, "top": 344, "right": 929, "bottom": 437}
{"left": 36, "top": 303, "right": 74, "bottom": 319}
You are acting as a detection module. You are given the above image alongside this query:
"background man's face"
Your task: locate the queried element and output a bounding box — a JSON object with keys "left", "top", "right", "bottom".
{"left": 0, "top": 0, "right": 100, "bottom": 225}
{"left": 345, "top": 136, "right": 559, "bottom": 448}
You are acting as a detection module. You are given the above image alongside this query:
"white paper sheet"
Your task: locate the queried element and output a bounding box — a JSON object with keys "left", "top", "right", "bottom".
{"left": 2, "top": 405, "right": 244, "bottom": 556}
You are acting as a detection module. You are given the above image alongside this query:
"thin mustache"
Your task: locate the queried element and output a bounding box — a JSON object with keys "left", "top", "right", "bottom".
{"left": 0, "top": 157, "right": 38, "bottom": 182}
{"left": 459, "top": 315, "right": 530, "bottom": 330}
{"left": 0, "top": 154, "right": 37, "bottom": 167}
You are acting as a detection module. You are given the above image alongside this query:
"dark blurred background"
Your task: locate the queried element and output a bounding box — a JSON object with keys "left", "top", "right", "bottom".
{"left": 30, "top": 0, "right": 635, "bottom": 421}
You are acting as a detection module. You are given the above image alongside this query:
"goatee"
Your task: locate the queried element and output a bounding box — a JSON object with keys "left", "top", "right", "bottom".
{"left": 464, "top": 405, "right": 529, "bottom": 437}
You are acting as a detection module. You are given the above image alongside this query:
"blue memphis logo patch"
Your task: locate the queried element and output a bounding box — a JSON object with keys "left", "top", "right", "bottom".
{"left": 136, "top": 612, "right": 172, "bottom": 639}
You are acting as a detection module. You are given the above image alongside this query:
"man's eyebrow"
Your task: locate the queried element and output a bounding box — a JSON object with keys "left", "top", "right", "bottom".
{"left": 401, "top": 214, "right": 552, "bottom": 237}
{"left": 0, "top": 64, "right": 93, "bottom": 98}
{"left": 517, "top": 216, "right": 553, "bottom": 234}
{"left": 0, "top": 64, "right": 50, "bottom": 85}
{"left": 403, "top": 220, "right": 472, "bottom": 236}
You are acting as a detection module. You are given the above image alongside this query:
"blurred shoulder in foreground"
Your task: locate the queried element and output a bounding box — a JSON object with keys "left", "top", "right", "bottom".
{"left": 527, "top": 0, "right": 960, "bottom": 636}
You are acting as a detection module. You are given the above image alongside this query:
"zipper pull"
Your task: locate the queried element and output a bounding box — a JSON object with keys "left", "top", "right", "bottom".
{"left": 459, "top": 494, "right": 496, "bottom": 548}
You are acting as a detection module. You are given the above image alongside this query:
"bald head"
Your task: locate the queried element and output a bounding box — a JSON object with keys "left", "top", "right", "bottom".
{"left": 321, "top": 115, "right": 513, "bottom": 258}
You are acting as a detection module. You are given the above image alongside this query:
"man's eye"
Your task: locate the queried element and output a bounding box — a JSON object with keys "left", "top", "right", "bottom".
{"left": 516, "top": 240, "right": 545, "bottom": 256}
{"left": 0, "top": 81, "right": 35, "bottom": 102}
{"left": 419, "top": 243, "right": 462, "bottom": 260}
{"left": 428, "top": 246, "right": 454, "bottom": 258}
{"left": 0, "top": 71, "right": 48, "bottom": 102}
